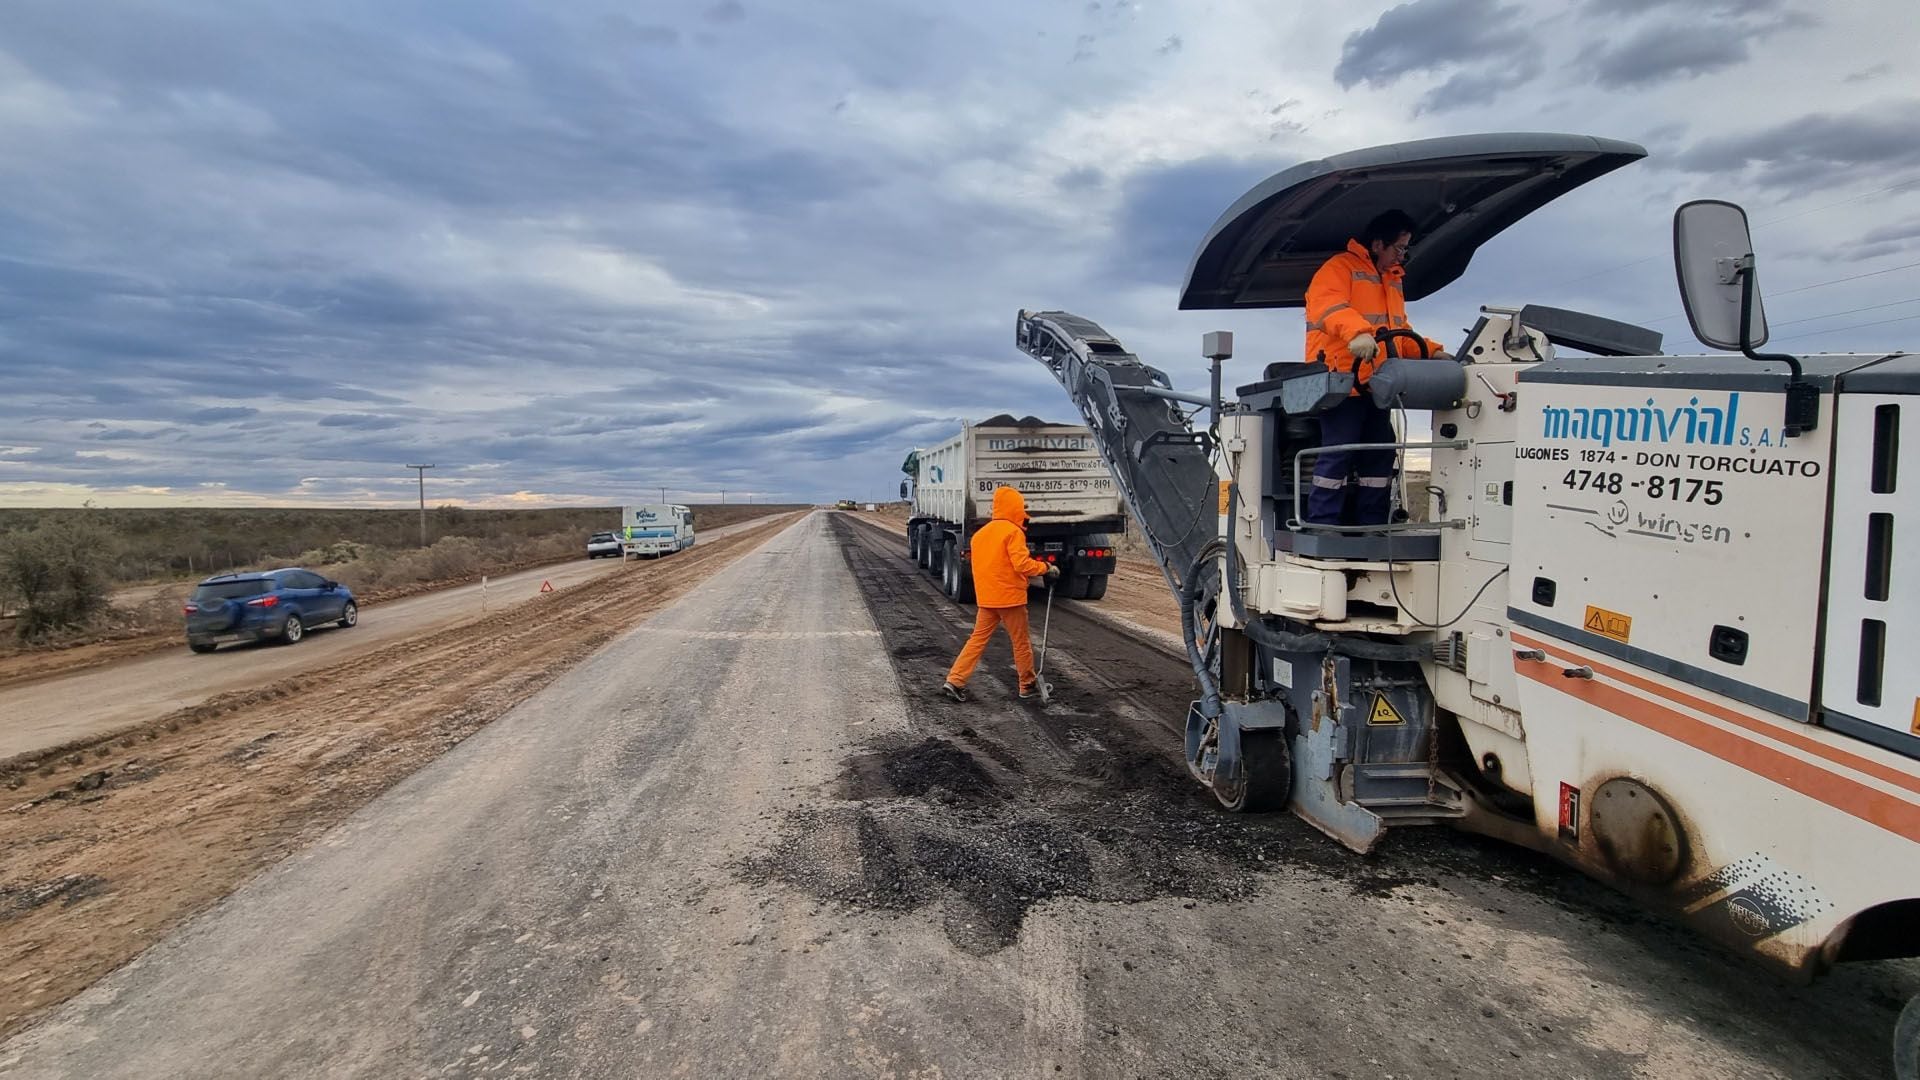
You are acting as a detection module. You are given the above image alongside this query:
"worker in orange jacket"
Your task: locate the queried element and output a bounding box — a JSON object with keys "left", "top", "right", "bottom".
{"left": 1303, "top": 209, "right": 1451, "bottom": 526}
{"left": 943, "top": 486, "right": 1060, "bottom": 702}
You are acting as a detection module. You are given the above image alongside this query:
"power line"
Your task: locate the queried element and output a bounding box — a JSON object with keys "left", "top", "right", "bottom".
{"left": 1774, "top": 311, "right": 1920, "bottom": 343}
{"left": 1752, "top": 177, "right": 1920, "bottom": 229}
{"left": 1771, "top": 259, "right": 1920, "bottom": 298}
{"left": 1544, "top": 177, "right": 1920, "bottom": 293}
{"left": 1771, "top": 296, "right": 1920, "bottom": 328}
{"left": 1643, "top": 260, "right": 1920, "bottom": 326}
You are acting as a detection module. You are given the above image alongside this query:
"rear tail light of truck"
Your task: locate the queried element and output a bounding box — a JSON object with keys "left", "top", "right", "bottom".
{"left": 245, "top": 595, "right": 280, "bottom": 608}
{"left": 1075, "top": 548, "right": 1114, "bottom": 558}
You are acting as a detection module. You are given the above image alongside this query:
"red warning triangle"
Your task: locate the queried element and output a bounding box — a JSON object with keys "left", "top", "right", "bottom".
{"left": 539, "top": 580, "right": 554, "bottom": 593}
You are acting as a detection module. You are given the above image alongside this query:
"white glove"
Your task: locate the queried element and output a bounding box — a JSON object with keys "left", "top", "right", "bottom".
{"left": 1348, "top": 332, "right": 1378, "bottom": 362}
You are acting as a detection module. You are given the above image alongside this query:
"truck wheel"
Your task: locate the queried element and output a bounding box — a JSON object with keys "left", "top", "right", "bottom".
{"left": 1081, "top": 574, "right": 1108, "bottom": 600}
{"left": 925, "top": 534, "right": 944, "bottom": 577}
{"left": 947, "top": 543, "right": 975, "bottom": 604}
{"left": 1896, "top": 994, "right": 1919, "bottom": 1080}
{"left": 942, "top": 542, "right": 960, "bottom": 598}
{"left": 907, "top": 525, "right": 921, "bottom": 562}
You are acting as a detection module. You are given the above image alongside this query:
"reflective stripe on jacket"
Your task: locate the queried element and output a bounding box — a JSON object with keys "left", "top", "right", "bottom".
{"left": 969, "top": 487, "right": 1050, "bottom": 608}
{"left": 1304, "top": 239, "right": 1446, "bottom": 392}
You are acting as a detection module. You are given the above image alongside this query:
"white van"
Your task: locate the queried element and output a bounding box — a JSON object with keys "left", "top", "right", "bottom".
{"left": 620, "top": 504, "right": 695, "bottom": 558}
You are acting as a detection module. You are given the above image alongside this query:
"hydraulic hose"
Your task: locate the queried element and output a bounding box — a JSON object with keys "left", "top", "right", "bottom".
{"left": 1180, "top": 548, "right": 1223, "bottom": 720}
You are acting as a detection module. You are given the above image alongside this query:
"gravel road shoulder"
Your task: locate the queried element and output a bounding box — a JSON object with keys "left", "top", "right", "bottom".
{"left": 0, "top": 513, "right": 800, "bottom": 1040}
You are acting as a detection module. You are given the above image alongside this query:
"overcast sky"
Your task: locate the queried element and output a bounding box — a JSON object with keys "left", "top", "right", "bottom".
{"left": 2, "top": 0, "right": 1915, "bottom": 507}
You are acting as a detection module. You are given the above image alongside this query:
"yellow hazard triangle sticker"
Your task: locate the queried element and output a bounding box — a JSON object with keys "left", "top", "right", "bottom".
{"left": 1369, "top": 694, "right": 1405, "bottom": 726}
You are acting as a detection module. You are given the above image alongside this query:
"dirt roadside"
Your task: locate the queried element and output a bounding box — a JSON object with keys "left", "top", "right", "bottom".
{"left": 0, "top": 505, "right": 800, "bottom": 691}
{"left": 0, "top": 512, "right": 802, "bottom": 1040}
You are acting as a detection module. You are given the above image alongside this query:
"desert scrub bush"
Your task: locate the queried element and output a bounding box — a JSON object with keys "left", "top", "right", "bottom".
{"left": 424, "top": 536, "right": 485, "bottom": 579}
{"left": 0, "top": 518, "right": 115, "bottom": 641}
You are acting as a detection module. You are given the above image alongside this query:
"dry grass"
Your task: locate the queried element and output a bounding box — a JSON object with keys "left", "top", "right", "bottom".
{"left": 0, "top": 504, "right": 805, "bottom": 655}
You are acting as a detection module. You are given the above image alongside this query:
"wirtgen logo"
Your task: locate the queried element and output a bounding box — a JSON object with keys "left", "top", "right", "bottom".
{"left": 1541, "top": 393, "right": 1742, "bottom": 449}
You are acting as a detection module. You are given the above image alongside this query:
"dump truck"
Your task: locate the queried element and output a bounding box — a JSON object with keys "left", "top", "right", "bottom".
{"left": 1016, "top": 133, "right": 1920, "bottom": 1077}
{"left": 901, "top": 415, "right": 1125, "bottom": 603}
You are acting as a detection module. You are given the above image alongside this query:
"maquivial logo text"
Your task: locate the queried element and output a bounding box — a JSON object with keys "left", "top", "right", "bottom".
{"left": 1538, "top": 393, "right": 1787, "bottom": 449}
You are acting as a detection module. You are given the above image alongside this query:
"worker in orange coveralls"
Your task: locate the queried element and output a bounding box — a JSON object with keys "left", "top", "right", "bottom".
{"left": 942, "top": 486, "right": 1060, "bottom": 702}
{"left": 1304, "top": 209, "right": 1451, "bottom": 526}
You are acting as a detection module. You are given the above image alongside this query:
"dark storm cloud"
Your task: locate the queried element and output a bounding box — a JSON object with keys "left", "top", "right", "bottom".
{"left": 91, "top": 427, "right": 176, "bottom": 441}
{"left": 1333, "top": 0, "right": 1535, "bottom": 89}
{"left": 187, "top": 407, "right": 260, "bottom": 423}
{"left": 1415, "top": 58, "right": 1544, "bottom": 115}
{"left": 1057, "top": 166, "right": 1105, "bottom": 192}
{"left": 1585, "top": 22, "right": 1773, "bottom": 87}
{"left": 1106, "top": 157, "right": 1287, "bottom": 287}
{"left": 1855, "top": 220, "right": 1920, "bottom": 261}
{"left": 1583, "top": 0, "right": 1785, "bottom": 12}
{"left": 1665, "top": 104, "right": 1920, "bottom": 187}
{"left": 316, "top": 413, "right": 407, "bottom": 431}
{"left": 3, "top": 0, "right": 1904, "bottom": 506}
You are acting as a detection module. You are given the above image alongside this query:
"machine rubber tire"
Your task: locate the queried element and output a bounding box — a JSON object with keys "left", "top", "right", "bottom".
{"left": 1895, "top": 994, "right": 1919, "bottom": 1080}
{"left": 189, "top": 642, "right": 216, "bottom": 654}
{"left": 280, "top": 615, "right": 304, "bottom": 645}
{"left": 338, "top": 601, "right": 358, "bottom": 629}
{"left": 1081, "top": 574, "right": 1108, "bottom": 600}
{"left": 1213, "top": 730, "right": 1292, "bottom": 814}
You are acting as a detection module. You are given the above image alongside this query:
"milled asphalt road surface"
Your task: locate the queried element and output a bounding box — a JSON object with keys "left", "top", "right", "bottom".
{"left": 0, "top": 516, "right": 778, "bottom": 760}
{"left": 3, "top": 511, "right": 1913, "bottom": 1078}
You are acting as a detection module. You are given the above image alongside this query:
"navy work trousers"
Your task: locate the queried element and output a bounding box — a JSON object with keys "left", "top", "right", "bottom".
{"left": 1306, "top": 395, "right": 1397, "bottom": 526}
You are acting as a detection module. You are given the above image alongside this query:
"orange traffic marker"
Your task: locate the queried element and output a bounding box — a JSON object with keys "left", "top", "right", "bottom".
{"left": 539, "top": 580, "right": 554, "bottom": 593}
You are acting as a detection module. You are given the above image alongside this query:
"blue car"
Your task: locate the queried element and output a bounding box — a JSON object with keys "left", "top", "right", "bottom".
{"left": 183, "top": 568, "right": 358, "bottom": 653}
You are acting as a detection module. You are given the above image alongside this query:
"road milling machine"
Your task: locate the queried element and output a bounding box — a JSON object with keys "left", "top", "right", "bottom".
{"left": 1016, "top": 134, "right": 1919, "bottom": 1074}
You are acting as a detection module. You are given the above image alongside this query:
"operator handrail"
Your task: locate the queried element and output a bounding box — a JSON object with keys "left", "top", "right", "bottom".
{"left": 1288, "top": 439, "right": 1471, "bottom": 534}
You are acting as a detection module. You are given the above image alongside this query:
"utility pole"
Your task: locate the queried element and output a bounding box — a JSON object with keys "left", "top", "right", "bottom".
{"left": 720, "top": 489, "right": 726, "bottom": 504}
{"left": 405, "top": 464, "right": 434, "bottom": 547}
{"left": 659, "top": 486, "right": 666, "bottom": 504}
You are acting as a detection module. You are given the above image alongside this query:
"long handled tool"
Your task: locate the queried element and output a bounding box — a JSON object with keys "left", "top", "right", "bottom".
{"left": 1034, "top": 578, "right": 1056, "bottom": 704}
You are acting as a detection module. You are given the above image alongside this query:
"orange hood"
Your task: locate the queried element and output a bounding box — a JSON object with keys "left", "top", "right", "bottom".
{"left": 991, "top": 486, "right": 1028, "bottom": 525}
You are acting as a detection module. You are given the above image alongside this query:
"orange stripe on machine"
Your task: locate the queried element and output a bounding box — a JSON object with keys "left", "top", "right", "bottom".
{"left": 1513, "top": 632, "right": 1920, "bottom": 799}
{"left": 1512, "top": 638, "right": 1920, "bottom": 844}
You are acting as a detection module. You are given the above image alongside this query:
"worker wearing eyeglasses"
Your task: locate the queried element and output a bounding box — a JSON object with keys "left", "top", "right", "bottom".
{"left": 1303, "top": 209, "right": 1452, "bottom": 526}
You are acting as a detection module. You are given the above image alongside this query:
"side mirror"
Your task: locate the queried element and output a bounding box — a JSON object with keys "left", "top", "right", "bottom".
{"left": 1673, "top": 200, "right": 1768, "bottom": 350}
{"left": 1672, "top": 199, "right": 1817, "bottom": 437}
{"left": 898, "top": 480, "right": 910, "bottom": 500}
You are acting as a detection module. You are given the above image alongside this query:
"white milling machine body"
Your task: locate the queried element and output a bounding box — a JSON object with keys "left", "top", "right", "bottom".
{"left": 1016, "top": 134, "right": 1919, "bottom": 1051}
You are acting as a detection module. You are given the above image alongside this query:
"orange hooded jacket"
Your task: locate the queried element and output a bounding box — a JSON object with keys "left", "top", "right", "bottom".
{"left": 1304, "top": 239, "right": 1447, "bottom": 392}
{"left": 969, "top": 487, "right": 1050, "bottom": 607}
